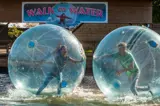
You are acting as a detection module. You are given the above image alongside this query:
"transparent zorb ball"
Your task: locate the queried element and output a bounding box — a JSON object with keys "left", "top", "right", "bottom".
{"left": 93, "top": 26, "right": 160, "bottom": 101}
{"left": 8, "top": 24, "right": 86, "bottom": 95}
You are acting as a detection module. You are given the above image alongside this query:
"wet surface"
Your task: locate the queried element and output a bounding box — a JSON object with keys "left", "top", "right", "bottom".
{"left": 0, "top": 73, "right": 159, "bottom": 106}
{"left": 0, "top": 73, "right": 99, "bottom": 93}
{"left": 0, "top": 73, "right": 106, "bottom": 106}
{"left": 0, "top": 74, "right": 14, "bottom": 93}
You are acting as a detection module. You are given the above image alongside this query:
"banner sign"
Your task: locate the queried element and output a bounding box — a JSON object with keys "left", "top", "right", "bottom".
{"left": 22, "top": 2, "right": 108, "bottom": 28}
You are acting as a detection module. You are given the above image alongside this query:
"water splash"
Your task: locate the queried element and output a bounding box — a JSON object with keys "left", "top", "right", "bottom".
{"left": 0, "top": 76, "right": 160, "bottom": 105}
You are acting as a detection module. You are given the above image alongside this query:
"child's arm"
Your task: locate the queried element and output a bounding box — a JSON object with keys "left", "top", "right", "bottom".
{"left": 65, "top": 16, "right": 72, "bottom": 19}
{"left": 39, "top": 43, "right": 61, "bottom": 64}
{"left": 69, "top": 57, "right": 84, "bottom": 63}
{"left": 116, "top": 61, "right": 134, "bottom": 76}
{"left": 52, "top": 43, "right": 61, "bottom": 54}
{"left": 55, "top": 14, "right": 60, "bottom": 17}
{"left": 94, "top": 54, "right": 112, "bottom": 61}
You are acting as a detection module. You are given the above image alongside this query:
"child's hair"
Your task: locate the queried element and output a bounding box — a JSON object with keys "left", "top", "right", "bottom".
{"left": 117, "top": 42, "right": 127, "bottom": 48}
{"left": 59, "top": 45, "right": 67, "bottom": 51}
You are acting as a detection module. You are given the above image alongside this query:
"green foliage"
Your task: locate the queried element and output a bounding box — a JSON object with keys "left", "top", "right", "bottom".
{"left": 153, "top": 0, "right": 160, "bottom": 23}
{"left": 8, "top": 26, "right": 23, "bottom": 40}
{"left": 85, "top": 49, "right": 93, "bottom": 53}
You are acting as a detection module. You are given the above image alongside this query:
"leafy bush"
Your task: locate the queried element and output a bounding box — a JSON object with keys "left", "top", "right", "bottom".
{"left": 8, "top": 26, "right": 23, "bottom": 40}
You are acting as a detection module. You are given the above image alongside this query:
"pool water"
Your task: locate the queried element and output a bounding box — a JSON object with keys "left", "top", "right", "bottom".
{"left": 0, "top": 74, "right": 160, "bottom": 106}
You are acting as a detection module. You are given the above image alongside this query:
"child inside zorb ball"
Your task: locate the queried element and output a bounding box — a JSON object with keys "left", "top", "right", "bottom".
{"left": 8, "top": 24, "right": 86, "bottom": 97}
{"left": 95, "top": 42, "right": 153, "bottom": 96}
{"left": 36, "top": 44, "right": 85, "bottom": 96}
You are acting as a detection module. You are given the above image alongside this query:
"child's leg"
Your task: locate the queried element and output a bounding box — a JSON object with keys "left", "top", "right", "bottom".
{"left": 130, "top": 73, "right": 140, "bottom": 95}
{"left": 135, "top": 73, "right": 150, "bottom": 91}
{"left": 130, "top": 76, "right": 138, "bottom": 95}
{"left": 36, "top": 73, "right": 53, "bottom": 95}
{"left": 134, "top": 76, "right": 153, "bottom": 96}
{"left": 130, "top": 72, "right": 150, "bottom": 96}
{"left": 57, "top": 72, "right": 63, "bottom": 95}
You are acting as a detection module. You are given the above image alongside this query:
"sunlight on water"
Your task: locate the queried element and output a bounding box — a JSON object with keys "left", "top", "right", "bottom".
{"left": 0, "top": 76, "right": 160, "bottom": 105}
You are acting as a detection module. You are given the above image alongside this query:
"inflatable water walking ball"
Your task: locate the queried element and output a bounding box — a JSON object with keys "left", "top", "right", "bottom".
{"left": 8, "top": 24, "right": 86, "bottom": 96}
{"left": 93, "top": 26, "right": 160, "bottom": 101}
